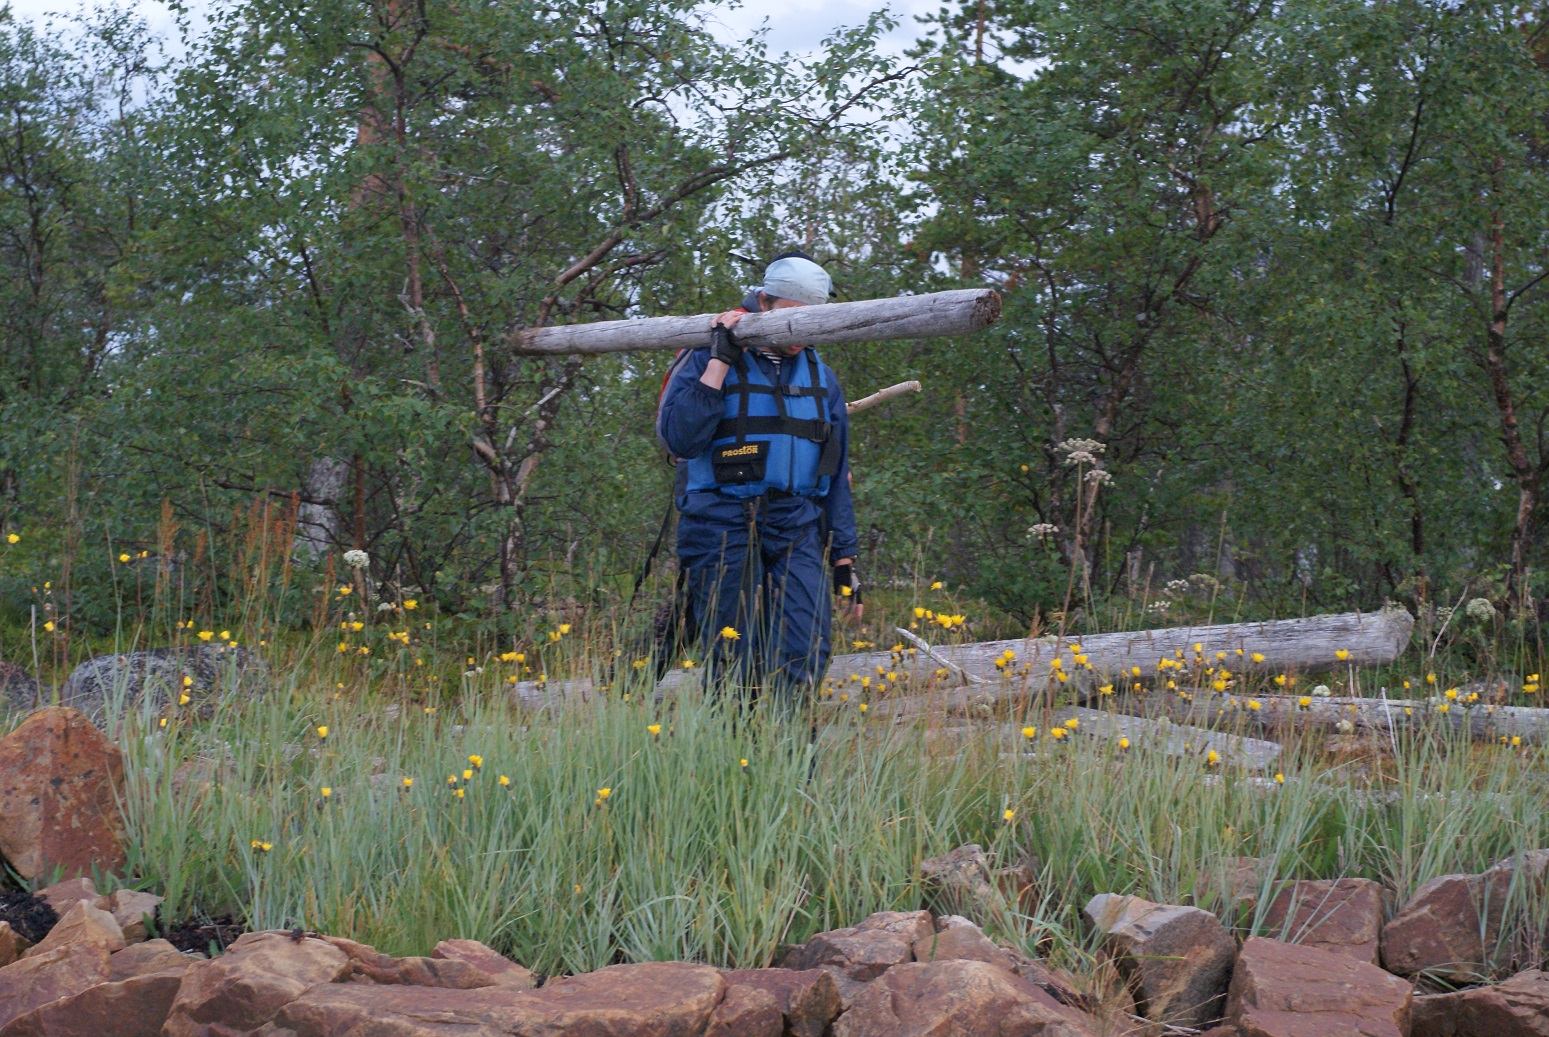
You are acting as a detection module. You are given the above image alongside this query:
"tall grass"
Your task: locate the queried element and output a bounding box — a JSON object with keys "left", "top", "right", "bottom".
{"left": 106, "top": 644, "right": 1549, "bottom": 980}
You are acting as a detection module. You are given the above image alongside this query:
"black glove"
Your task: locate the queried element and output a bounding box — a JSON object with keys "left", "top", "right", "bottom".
{"left": 710, "top": 323, "right": 742, "bottom": 366}
{"left": 832, "top": 562, "right": 862, "bottom": 605}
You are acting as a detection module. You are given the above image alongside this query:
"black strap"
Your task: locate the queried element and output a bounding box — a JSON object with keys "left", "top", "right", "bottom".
{"left": 629, "top": 498, "right": 677, "bottom": 608}
{"left": 714, "top": 416, "right": 831, "bottom": 442}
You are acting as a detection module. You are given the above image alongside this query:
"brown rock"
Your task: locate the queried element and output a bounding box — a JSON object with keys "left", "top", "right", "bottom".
{"left": 706, "top": 984, "right": 783, "bottom": 1037}
{"left": 1227, "top": 936, "right": 1412, "bottom": 1037}
{"left": 1260, "top": 878, "right": 1384, "bottom": 964}
{"left": 1085, "top": 893, "right": 1236, "bottom": 1028}
{"left": 35, "top": 877, "right": 107, "bottom": 915}
{"left": 833, "top": 958, "right": 1099, "bottom": 1037}
{"left": 162, "top": 930, "right": 352, "bottom": 1037}
{"left": 919, "top": 844, "right": 1035, "bottom": 924}
{"left": 0, "top": 926, "right": 26, "bottom": 969}
{"left": 1383, "top": 851, "right": 1549, "bottom": 982}
{"left": 105, "top": 889, "right": 163, "bottom": 945}
{"left": 721, "top": 968, "right": 842, "bottom": 1037}
{"left": 520, "top": 961, "right": 725, "bottom": 1032}
{"left": 242, "top": 984, "right": 520, "bottom": 1037}
{"left": 110, "top": 938, "right": 195, "bottom": 981}
{"left": 22, "top": 900, "right": 124, "bottom": 959}
{"left": 321, "top": 934, "right": 502, "bottom": 989}
{"left": 780, "top": 909, "right": 934, "bottom": 1000}
{"left": 911, "top": 921, "right": 1017, "bottom": 971}
{"left": 0, "top": 968, "right": 185, "bottom": 1037}
{"left": 1381, "top": 874, "right": 1489, "bottom": 981}
{"left": 1412, "top": 968, "right": 1549, "bottom": 1037}
{"left": 429, "top": 938, "right": 536, "bottom": 989}
{"left": 0, "top": 942, "right": 110, "bottom": 1029}
{"left": 0, "top": 707, "right": 126, "bottom": 880}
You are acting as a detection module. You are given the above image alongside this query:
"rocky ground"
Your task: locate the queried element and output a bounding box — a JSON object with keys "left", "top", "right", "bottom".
{"left": 0, "top": 695, "right": 1546, "bottom": 1035}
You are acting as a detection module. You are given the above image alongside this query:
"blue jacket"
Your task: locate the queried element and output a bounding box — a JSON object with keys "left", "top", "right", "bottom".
{"left": 658, "top": 337, "right": 858, "bottom": 560}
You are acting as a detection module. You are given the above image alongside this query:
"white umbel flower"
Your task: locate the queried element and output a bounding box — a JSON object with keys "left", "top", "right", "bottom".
{"left": 343, "top": 549, "right": 370, "bottom": 570}
{"left": 1464, "top": 597, "right": 1496, "bottom": 623}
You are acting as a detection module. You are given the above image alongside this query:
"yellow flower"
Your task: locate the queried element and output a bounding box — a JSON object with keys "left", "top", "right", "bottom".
{"left": 1511, "top": 736, "right": 1522, "bottom": 747}
{"left": 357, "top": 646, "right": 370, "bottom": 656}
{"left": 1212, "top": 679, "right": 1227, "bottom": 692}
{"left": 720, "top": 626, "right": 740, "bottom": 641}
{"left": 1131, "top": 666, "right": 1141, "bottom": 677}
{"left": 930, "top": 581, "right": 943, "bottom": 590}
{"left": 913, "top": 607, "right": 926, "bottom": 618}
{"left": 739, "top": 758, "right": 749, "bottom": 769}
{"left": 118, "top": 552, "right": 130, "bottom": 563}
{"left": 1335, "top": 649, "right": 1350, "bottom": 661}
{"left": 448, "top": 774, "right": 458, "bottom": 785}
{"left": 316, "top": 725, "right": 329, "bottom": 739}
{"left": 499, "top": 774, "right": 511, "bottom": 786}
{"left": 1118, "top": 737, "right": 1130, "bottom": 749}
{"left": 338, "top": 585, "right": 352, "bottom": 596}
{"left": 1049, "top": 657, "right": 1063, "bottom": 670}
{"left": 1003, "top": 808, "right": 1016, "bottom": 823}
{"left": 1426, "top": 673, "right": 1436, "bottom": 684}
{"left": 596, "top": 787, "right": 612, "bottom": 800}
{"left": 1099, "top": 684, "right": 1114, "bottom": 696}
{"left": 1022, "top": 726, "right": 1037, "bottom": 739}
{"left": 43, "top": 621, "right": 55, "bottom": 632}
{"left": 197, "top": 630, "right": 214, "bottom": 641}
{"left": 403, "top": 599, "right": 418, "bottom": 610}
{"left": 1298, "top": 696, "right": 1312, "bottom": 708}
{"left": 158, "top": 717, "right": 168, "bottom": 728}
{"left": 1251, "top": 652, "right": 1265, "bottom": 664}
{"left": 859, "top": 703, "right": 869, "bottom": 713}
{"left": 219, "top": 630, "right": 231, "bottom": 640}
{"left": 1051, "top": 728, "right": 1067, "bottom": 740}
{"left": 1206, "top": 749, "right": 1220, "bottom": 766}
{"left": 402, "top": 777, "right": 414, "bottom": 788}
{"left": 682, "top": 659, "right": 695, "bottom": 669}
{"left": 4, "top": 533, "right": 16, "bottom": 544}
{"left": 647, "top": 724, "right": 662, "bottom": 737}
{"left": 1275, "top": 773, "right": 1285, "bottom": 784}
{"left": 1193, "top": 643, "right": 1203, "bottom": 653}
{"left": 1444, "top": 688, "right": 1458, "bottom": 701}
{"left": 455, "top": 788, "right": 465, "bottom": 799}
{"left": 320, "top": 787, "right": 332, "bottom": 799}
{"left": 1064, "top": 717, "right": 1078, "bottom": 730}
{"left": 462, "top": 769, "right": 473, "bottom": 780}
{"left": 179, "top": 693, "right": 190, "bottom": 706}
{"left": 1248, "top": 700, "right": 1261, "bottom": 711}
{"left": 1438, "top": 703, "right": 1450, "bottom": 714}
{"left": 468, "top": 755, "right": 483, "bottom": 769}
{"left": 514, "top": 653, "right": 525, "bottom": 663}
{"left": 251, "top": 840, "right": 272, "bottom": 852}
{"left": 1274, "top": 674, "right": 1288, "bottom": 686}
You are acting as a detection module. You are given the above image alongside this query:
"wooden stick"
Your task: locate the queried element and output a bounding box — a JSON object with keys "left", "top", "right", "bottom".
{"left": 504, "top": 289, "right": 1001, "bottom": 357}
{"left": 847, "top": 381, "right": 921, "bottom": 416}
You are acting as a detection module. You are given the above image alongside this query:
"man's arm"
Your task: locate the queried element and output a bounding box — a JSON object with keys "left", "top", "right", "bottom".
{"left": 657, "top": 348, "right": 724, "bottom": 459}
{"left": 821, "top": 371, "right": 858, "bottom": 565}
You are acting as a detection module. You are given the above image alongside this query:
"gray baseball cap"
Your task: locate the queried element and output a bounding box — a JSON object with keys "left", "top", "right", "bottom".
{"left": 761, "top": 256, "right": 832, "bottom": 306}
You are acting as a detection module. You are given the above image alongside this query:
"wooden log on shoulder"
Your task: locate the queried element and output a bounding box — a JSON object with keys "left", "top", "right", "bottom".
{"left": 504, "top": 289, "right": 1000, "bottom": 357}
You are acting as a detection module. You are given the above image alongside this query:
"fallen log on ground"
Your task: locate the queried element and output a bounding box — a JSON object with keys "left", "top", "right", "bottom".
{"left": 1109, "top": 690, "right": 1549, "bottom": 746}
{"left": 826, "top": 609, "right": 1415, "bottom": 715}
{"left": 510, "top": 610, "right": 1415, "bottom": 714}
{"left": 504, "top": 289, "right": 1001, "bottom": 356}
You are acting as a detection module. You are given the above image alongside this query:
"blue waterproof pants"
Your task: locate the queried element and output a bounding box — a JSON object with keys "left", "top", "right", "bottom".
{"left": 677, "top": 494, "right": 832, "bottom": 706}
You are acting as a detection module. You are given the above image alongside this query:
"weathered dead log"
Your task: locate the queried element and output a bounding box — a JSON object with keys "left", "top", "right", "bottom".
{"left": 823, "top": 610, "right": 1415, "bottom": 713}
{"left": 847, "top": 380, "right": 921, "bottom": 415}
{"left": 504, "top": 289, "right": 1000, "bottom": 356}
{"left": 1112, "top": 690, "right": 1549, "bottom": 745}
{"left": 512, "top": 610, "right": 1416, "bottom": 716}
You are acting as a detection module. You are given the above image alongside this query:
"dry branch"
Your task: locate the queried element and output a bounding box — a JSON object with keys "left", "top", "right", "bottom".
{"left": 847, "top": 380, "right": 921, "bottom": 415}
{"left": 504, "top": 289, "right": 1001, "bottom": 356}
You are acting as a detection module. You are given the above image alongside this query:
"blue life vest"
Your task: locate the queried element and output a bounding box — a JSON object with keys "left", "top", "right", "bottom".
{"left": 684, "top": 348, "right": 840, "bottom": 498}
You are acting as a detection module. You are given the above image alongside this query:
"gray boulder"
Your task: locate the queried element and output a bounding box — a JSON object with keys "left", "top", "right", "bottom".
{"left": 59, "top": 646, "right": 268, "bottom": 725}
{"left": 0, "top": 662, "right": 42, "bottom": 713}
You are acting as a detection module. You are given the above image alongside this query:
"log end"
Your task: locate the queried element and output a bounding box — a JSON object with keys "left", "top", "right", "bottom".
{"left": 971, "top": 290, "right": 1002, "bottom": 332}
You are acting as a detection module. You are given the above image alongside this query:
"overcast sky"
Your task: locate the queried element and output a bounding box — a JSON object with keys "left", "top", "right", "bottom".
{"left": 3, "top": 0, "right": 941, "bottom": 62}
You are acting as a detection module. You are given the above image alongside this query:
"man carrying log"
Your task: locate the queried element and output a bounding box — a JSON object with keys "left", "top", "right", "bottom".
{"left": 656, "top": 252, "right": 860, "bottom": 705}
